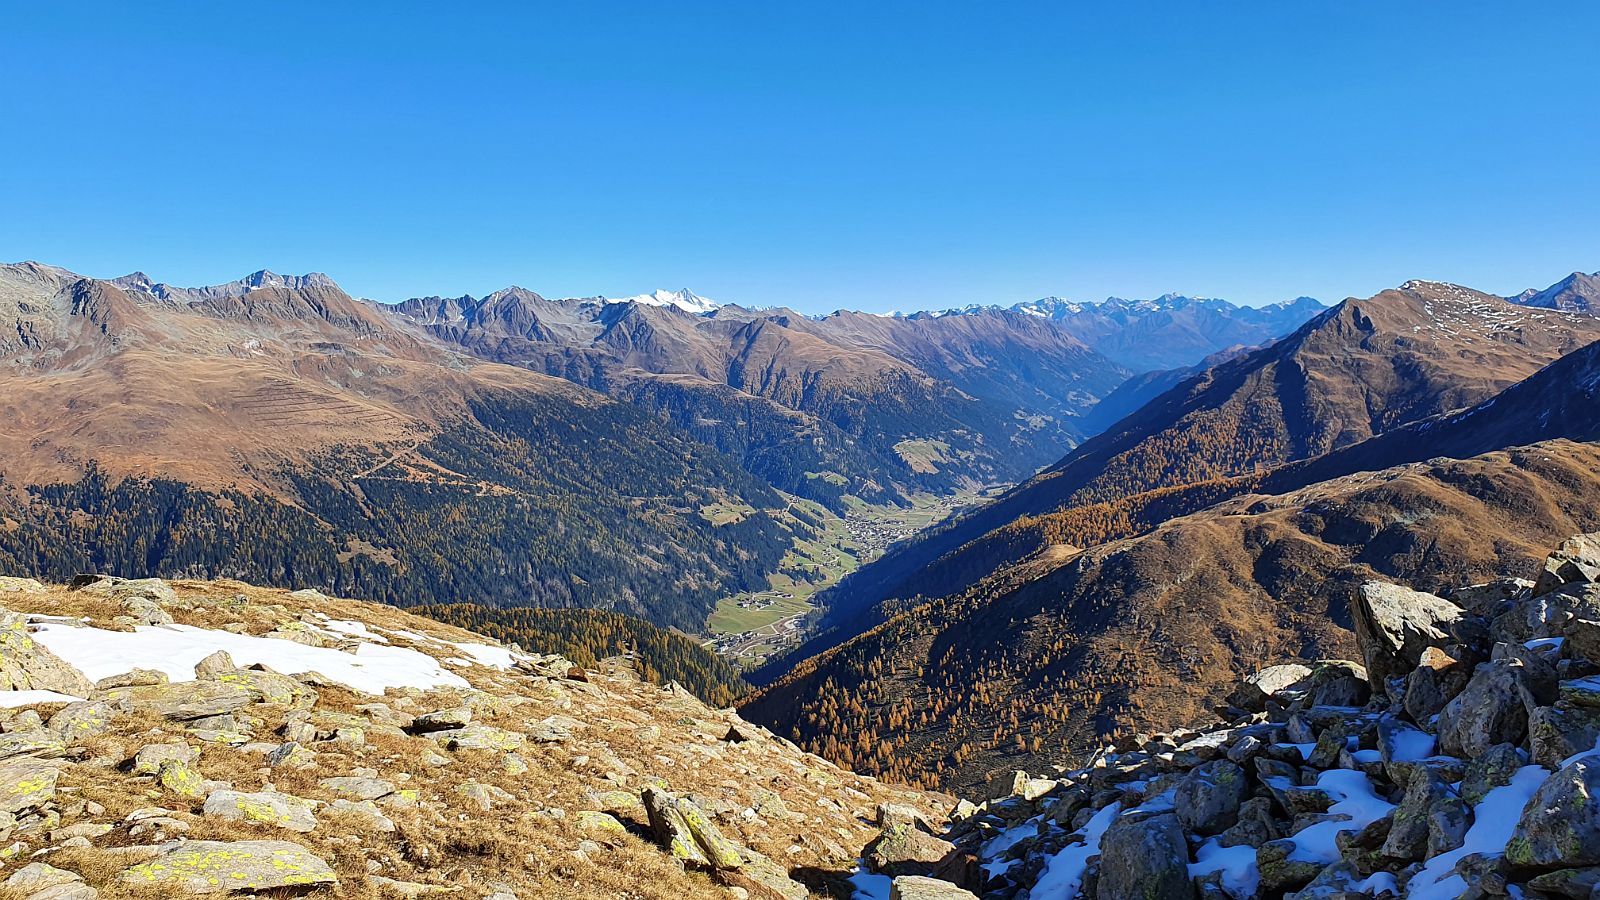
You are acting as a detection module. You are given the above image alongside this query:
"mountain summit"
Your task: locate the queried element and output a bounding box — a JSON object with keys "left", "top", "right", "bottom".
{"left": 608, "top": 288, "right": 720, "bottom": 314}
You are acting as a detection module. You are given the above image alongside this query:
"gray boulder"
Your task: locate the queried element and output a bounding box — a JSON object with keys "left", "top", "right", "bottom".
{"left": 1175, "top": 759, "right": 1248, "bottom": 836}
{"left": 1535, "top": 532, "right": 1600, "bottom": 597}
{"left": 890, "top": 876, "right": 979, "bottom": 900}
{"left": 1404, "top": 646, "right": 1473, "bottom": 723}
{"left": 1530, "top": 704, "right": 1600, "bottom": 771}
{"left": 1097, "top": 812, "right": 1193, "bottom": 900}
{"left": 1229, "top": 664, "right": 1312, "bottom": 713}
{"left": 114, "top": 839, "right": 336, "bottom": 893}
{"left": 1508, "top": 756, "right": 1600, "bottom": 868}
{"left": 1461, "top": 743, "right": 1526, "bottom": 806}
{"left": 1351, "top": 581, "right": 1462, "bottom": 686}
{"left": 1437, "top": 659, "right": 1543, "bottom": 758}
{"left": 0, "top": 611, "right": 93, "bottom": 696}
{"left": 202, "top": 789, "right": 317, "bottom": 833}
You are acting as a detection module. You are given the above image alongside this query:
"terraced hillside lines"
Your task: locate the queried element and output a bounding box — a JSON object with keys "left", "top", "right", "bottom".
{"left": 231, "top": 380, "right": 402, "bottom": 431}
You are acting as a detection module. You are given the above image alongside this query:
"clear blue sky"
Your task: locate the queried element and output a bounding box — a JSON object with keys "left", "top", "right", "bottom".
{"left": 3, "top": 3, "right": 1597, "bottom": 313}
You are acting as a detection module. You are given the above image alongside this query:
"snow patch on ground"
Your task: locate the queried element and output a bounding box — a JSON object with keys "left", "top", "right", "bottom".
{"left": 847, "top": 866, "right": 891, "bottom": 900}
{"left": 1189, "top": 839, "right": 1259, "bottom": 899}
{"left": 1285, "top": 769, "right": 1394, "bottom": 863}
{"left": 449, "top": 641, "right": 519, "bottom": 669}
{"left": 1028, "top": 801, "right": 1121, "bottom": 899}
{"left": 1405, "top": 765, "right": 1549, "bottom": 899}
{"left": 32, "top": 622, "right": 471, "bottom": 694}
{"left": 0, "top": 690, "right": 84, "bottom": 707}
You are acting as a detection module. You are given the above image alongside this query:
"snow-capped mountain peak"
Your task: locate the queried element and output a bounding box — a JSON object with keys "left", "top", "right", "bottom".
{"left": 610, "top": 288, "right": 720, "bottom": 314}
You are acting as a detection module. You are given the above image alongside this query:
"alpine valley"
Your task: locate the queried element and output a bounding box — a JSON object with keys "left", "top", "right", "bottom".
{"left": 5, "top": 260, "right": 1600, "bottom": 900}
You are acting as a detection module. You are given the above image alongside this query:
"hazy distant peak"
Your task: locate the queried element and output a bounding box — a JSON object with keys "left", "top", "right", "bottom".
{"left": 1510, "top": 270, "right": 1600, "bottom": 313}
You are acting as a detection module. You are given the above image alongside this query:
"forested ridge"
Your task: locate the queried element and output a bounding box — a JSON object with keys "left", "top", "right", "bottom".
{"left": 415, "top": 602, "right": 749, "bottom": 707}
{"left": 0, "top": 390, "right": 801, "bottom": 632}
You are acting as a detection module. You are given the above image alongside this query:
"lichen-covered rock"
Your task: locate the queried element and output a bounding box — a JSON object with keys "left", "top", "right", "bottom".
{"left": 1460, "top": 742, "right": 1524, "bottom": 806}
{"left": 889, "top": 875, "right": 979, "bottom": 900}
{"left": 131, "top": 742, "right": 197, "bottom": 775}
{"left": 202, "top": 789, "right": 317, "bottom": 832}
{"left": 1097, "top": 812, "right": 1191, "bottom": 900}
{"left": 0, "top": 612, "right": 93, "bottom": 697}
{"left": 115, "top": 839, "right": 336, "bottom": 893}
{"left": 207, "top": 669, "right": 315, "bottom": 707}
{"left": 429, "top": 724, "right": 524, "bottom": 752}
{"left": 1257, "top": 838, "right": 1323, "bottom": 894}
{"left": 319, "top": 775, "right": 395, "bottom": 801}
{"left": 1534, "top": 532, "right": 1600, "bottom": 596}
{"left": 93, "top": 668, "right": 167, "bottom": 690}
{"left": 643, "top": 788, "right": 745, "bottom": 870}
{"left": 47, "top": 700, "right": 115, "bottom": 744}
{"left": 1302, "top": 660, "right": 1371, "bottom": 708}
{"left": 714, "top": 850, "right": 810, "bottom": 900}
{"left": 1529, "top": 704, "right": 1600, "bottom": 771}
{"left": 0, "top": 760, "right": 58, "bottom": 813}
{"left": 865, "top": 822, "right": 955, "bottom": 878}
{"left": 1437, "top": 659, "right": 1542, "bottom": 758}
{"left": 1175, "top": 759, "right": 1247, "bottom": 836}
{"left": 157, "top": 759, "right": 211, "bottom": 801}
{"left": 1404, "top": 646, "right": 1473, "bottom": 722}
{"left": 1227, "top": 664, "right": 1312, "bottom": 713}
{"left": 1507, "top": 756, "right": 1600, "bottom": 868}
{"left": 1382, "top": 769, "right": 1449, "bottom": 860}
{"left": 99, "top": 680, "right": 254, "bottom": 721}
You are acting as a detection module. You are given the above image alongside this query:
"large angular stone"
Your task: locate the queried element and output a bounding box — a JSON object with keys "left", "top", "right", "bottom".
{"left": 1176, "top": 759, "right": 1248, "bottom": 836}
{"left": 1535, "top": 533, "right": 1600, "bottom": 597}
{"left": 643, "top": 788, "right": 745, "bottom": 870}
{"left": 1404, "top": 646, "right": 1473, "bottom": 723}
{"left": 890, "top": 876, "right": 979, "bottom": 900}
{"left": 1437, "top": 659, "right": 1544, "bottom": 758}
{"left": 115, "top": 840, "right": 336, "bottom": 893}
{"left": 1507, "top": 756, "right": 1600, "bottom": 868}
{"left": 1228, "top": 664, "right": 1312, "bottom": 713}
{"left": 1530, "top": 704, "right": 1600, "bottom": 771}
{"left": 865, "top": 823, "right": 955, "bottom": 878}
{"left": 0, "top": 759, "right": 59, "bottom": 813}
{"left": 1351, "top": 581, "right": 1462, "bottom": 686}
{"left": 100, "top": 680, "right": 254, "bottom": 721}
{"left": 1097, "top": 812, "right": 1191, "bottom": 900}
{"left": 0, "top": 612, "right": 93, "bottom": 697}
{"left": 1504, "top": 752, "right": 1600, "bottom": 864}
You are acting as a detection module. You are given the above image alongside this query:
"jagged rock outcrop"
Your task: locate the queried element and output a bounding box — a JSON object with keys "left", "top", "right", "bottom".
{"left": 884, "top": 532, "right": 1600, "bottom": 900}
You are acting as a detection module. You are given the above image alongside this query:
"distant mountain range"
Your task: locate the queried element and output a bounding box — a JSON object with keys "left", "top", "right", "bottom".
{"left": 0, "top": 259, "right": 1326, "bottom": 638}
{"left": 742, "top": 273, "right": 1600, "bottom": 790}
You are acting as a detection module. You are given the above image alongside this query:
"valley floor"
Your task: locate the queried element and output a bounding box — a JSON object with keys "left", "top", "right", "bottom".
{"left": 706, "top": 486, "right": 1006, "bottom": 668}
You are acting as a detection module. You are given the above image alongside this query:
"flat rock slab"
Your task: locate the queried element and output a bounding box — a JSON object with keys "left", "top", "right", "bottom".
{"left": 116, "top": 839, "right": 336, "bottom": 894}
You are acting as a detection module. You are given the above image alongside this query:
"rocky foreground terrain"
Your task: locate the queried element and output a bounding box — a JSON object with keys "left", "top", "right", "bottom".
{"left": 0, "top": 576, "right": 950, "bottom": 899}
{"left": 869, "top": 531, "right": 1600, "bottom": 899}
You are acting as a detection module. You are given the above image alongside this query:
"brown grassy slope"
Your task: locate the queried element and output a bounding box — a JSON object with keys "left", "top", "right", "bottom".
{"left": 785, "top": 282, "right": 1600, "bottom": 664}
{"left": 0, "top": 262, "right": 599, "bottom": 491}
{"left": 741, "top": 440, "right": 1600, "bottom": 793}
